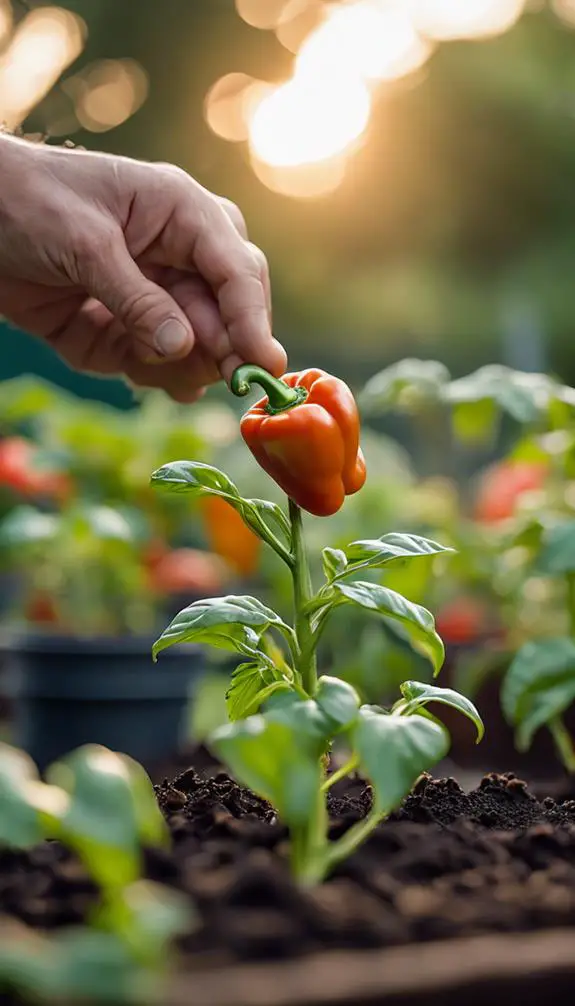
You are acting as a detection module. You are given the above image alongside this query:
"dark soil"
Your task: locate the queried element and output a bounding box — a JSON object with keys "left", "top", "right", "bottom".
{"left": 3, "top": 765, "right": 575, "bottom": 978}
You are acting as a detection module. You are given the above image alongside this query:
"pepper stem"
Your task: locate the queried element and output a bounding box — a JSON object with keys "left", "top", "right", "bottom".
{"left": 289, "top": 498, "right": 317, "bottom": 696}
{"left": 230, "top": 365, "right": 306, "bottom": 416}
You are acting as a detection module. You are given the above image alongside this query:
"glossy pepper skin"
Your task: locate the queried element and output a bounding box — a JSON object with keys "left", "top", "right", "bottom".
{"left": 232, "top": 367, "right": 366, "bottom": 517}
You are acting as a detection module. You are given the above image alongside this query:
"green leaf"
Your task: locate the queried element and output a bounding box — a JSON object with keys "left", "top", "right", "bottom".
{"left": 537, "top": 521, "right": 575, "bottom": 575}
{"left": 150, "top": 459, "right": 240, "bottom": 497}
{"left": 50, "top": 930, "right": 152, "bottom": 1003}
{"left": 342, "top": 533, "right": 453, "bottom": 577}
{"left": 322, "top": 547, "right": 348, "bottom": 581}
{"left": 398, "top": 680, "right": 484, "bottom": 742}
{"left": 94, "top": 880, "right": 192, "bottom": 967}
{"left": 263, "top": 692, "right": 333, "bottom": 754}
{"left": 444, "top": 365, "right": 575, "bottom": 426}
{"left": 501, "top": 638, "right": 575, "bottom": 750}
{"left": 226, "top": 660, "right": 292, "bottom": 720}
{"left": 315, "top": 676, "right": 360, "bottom": 732}
{"left": 210, "top": 716, "right": 321, "bottom": 826}
{"left": 0, "top": 506, "right": 59, "bottom": 548}
{"left": 330, "top": 581, "right": 445, "bottom": 675}
{"left": 153, "top": 595, "right": 289, "bottom": 661}
{"left": 451, "top": 399, "right": 498, "bottom": 446}
{"left": 360, "top": 359, "right": 450, "bottom": 416}
{"left": 150, "top": 460, "right": 290, "bottom": 546}
{"left": 352, "top": 706, "right": 449, "bottom": 814}
{"left": 79, "top": 505, "right": 138, "bottom": 544}
{"left": 0, "top": 744, "right": 53, "bottom": 847}
{"left": 47, "top": 745, "right": 168, "bottom": 889}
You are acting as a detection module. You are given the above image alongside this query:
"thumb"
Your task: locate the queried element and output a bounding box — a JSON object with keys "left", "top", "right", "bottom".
{"left": 84, "top": 235, "right": 195, "bottom": 363}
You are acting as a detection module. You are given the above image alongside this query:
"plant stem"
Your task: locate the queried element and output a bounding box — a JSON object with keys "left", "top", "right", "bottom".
{"left": 322, "top": 806, "right": 384, "bottom": 874}
{"left": 567, "top": 574, "right": 575, "bottom": 638}
{"left": 320, "top": 756, "right": 359, "bottom": 793}
{"left": 549, "top": 716, "right": 575, "bottom": 775}
{"left": 289, "top": 498, "right": 317, "bottom": 696}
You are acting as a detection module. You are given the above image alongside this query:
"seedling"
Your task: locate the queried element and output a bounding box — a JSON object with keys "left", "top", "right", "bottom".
{"left": 152, "top": 366, "right": 483, "bottom": 884}
{"left": 0, "top": 742, "right": 190, "bottom": 1002}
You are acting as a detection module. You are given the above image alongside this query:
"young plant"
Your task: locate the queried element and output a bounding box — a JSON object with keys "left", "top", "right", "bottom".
{"left": 0, "top": 743, "right": 190, "bottom": 1002}
{"left": 501, "top": 521, "right": 575, "bottom": 773}
{"left": 152, "top": 366, "right": 483, "bottom": 884}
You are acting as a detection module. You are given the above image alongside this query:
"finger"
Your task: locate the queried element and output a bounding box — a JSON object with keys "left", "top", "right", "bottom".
{"left": 161, "top": 194, "right": 286, "bottom": 375}
{"left": 123, "top": 346, "right": 218, "bottom": 402}
{"left": 166, "top": 273, "right": 265, "bottom": 385}
{"left": 247, "top": 241, "right": 272, "bottom": 324}
{"left": 217, "top": 197, "right": 248, "bottom": 240}
{"left": 79, "top": 231, "right": 196, "bottom": 363}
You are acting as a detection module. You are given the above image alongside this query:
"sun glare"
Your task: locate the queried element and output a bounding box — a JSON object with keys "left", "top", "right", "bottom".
{"left": 297, "top": 1, "right": 430, "bottom": 83}
{"left": 410, "top": 0, "right": 525, "bottom": 40}
{"left": 214, "top": 0, "right": 528, "bottom": 197}
{"left": 249, "top": 74, "right": 371, "bottom": 168}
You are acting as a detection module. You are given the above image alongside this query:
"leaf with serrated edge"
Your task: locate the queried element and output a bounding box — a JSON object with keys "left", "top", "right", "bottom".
{"left": 398, "top": 681, "right": 484, "bottom": 742}
{"left": 352, "top": 707, "right": 449, "bottom": 814}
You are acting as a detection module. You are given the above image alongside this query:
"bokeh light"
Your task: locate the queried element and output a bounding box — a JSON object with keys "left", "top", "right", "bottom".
{"left": 0, "top": 0, "right": 12, "bottom": 49}
{"left": 235, "top": 0, "right": 289, "bottom": 29}
{"left": 0, "top": 7, "right": 86, "bottom": 129}
{"left": 204, "top": 72, "right": 272, "bottom": 142}
{"left": 297, "top": 1, "right": 431, "bottom": 84}
{"left": 250, "top": 154, "right": 347, "bottom": 198}
{"left": 248, "top": 75, "right": 371, "bottom": 167}
{"left": 410, "top": 0, "right": 525, "bottom": 41}
{"left": 552, "top": 0, "right": 575, "bottom": 28}
{"left": 212, "top": 0, "right": 530, "bottom": 197}
{"left": 70, "top": 59, "right": 148, "bottom": 133}
{"left": 275, "top": 0, "right": 324, "bottom": 53}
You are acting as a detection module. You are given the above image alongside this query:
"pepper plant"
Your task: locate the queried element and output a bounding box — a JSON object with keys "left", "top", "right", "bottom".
{"left": 152, "top": 366, "right": 483, "bottom": 884}
{"left": 361, "top": 358, "right": 575, "bottom": 772}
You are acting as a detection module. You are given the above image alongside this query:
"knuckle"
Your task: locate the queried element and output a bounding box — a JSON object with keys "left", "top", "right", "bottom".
{"left": 119, "top": 287, "right": 160, "bottom": 328}
{"left": 247, "top": 241, "right": 268, "bottom": 276}
{"left": 218, "top": 197, "right": 247, "bottom": 237}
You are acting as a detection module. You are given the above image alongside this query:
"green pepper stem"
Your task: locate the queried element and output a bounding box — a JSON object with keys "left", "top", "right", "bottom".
{"left": 231, "top": 365, "right": 306, "bottom": 415}
{"left": 289, "top": 498, "right": 317, "bottom": 696}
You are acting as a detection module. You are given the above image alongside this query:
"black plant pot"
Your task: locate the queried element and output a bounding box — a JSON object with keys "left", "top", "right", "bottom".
{"left": 1, "top": 632, "right": 203, "bottom": 773}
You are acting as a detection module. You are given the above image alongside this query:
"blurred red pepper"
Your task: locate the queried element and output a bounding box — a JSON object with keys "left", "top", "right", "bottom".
{"left": 201, "top": 496, "right": 260, "bottom": 577}
{"left": 0, "top": 438, "right": 71, "bottom": 502}
{"left": 436, "top": 596, "right": 488, "bottom": 645}
{"left": 231, "top": 366, "right": 366, "bottom": 517}
{"left": 474, "top": 460, "right": 547, "bottom": 523}
{"left": 24, "top": 591, "right": 60, "bottom": 626}
{"left": 149, "top": 548, "right": 226, "bottom": 595}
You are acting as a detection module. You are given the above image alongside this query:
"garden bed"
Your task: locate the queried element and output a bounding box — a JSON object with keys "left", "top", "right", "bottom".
{"left": 4, "top": 762, "right": 575, "bottom": 1002}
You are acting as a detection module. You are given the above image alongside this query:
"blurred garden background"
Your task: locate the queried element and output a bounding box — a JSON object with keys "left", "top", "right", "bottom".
{"left": 3, "top": 0, "right": 575, "bottom": 769}
{"left": 3, "top": 0, "right": 575, "bottom": 389}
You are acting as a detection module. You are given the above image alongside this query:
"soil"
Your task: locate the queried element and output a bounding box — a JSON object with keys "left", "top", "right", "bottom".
{"left": 3, "top": 763, "right": 575, "bottom": 977}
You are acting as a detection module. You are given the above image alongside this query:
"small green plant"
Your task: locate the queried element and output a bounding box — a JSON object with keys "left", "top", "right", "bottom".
{"left": 151, "top": 458, "right": 483, "bottom": 884}
{"left": 0, "top": 743, "right": 190, "bottom": 1003}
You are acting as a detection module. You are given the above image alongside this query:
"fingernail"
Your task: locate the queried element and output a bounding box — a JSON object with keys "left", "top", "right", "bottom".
{"left": 154, "top": 318, "right": 189, "bottom": 357}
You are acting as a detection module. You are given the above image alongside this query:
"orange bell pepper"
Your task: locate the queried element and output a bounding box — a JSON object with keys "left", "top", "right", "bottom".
{"left": 201, "top": 495, "right": 260, "bottom": 577}
{"left": 231, "top": 366, "right": 366, "bottom": 517}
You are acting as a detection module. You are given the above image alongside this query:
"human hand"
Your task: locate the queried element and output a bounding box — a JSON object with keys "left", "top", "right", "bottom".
{"left": 0, "top": 136, "right": 286, "bottom": 401}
